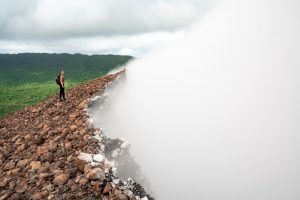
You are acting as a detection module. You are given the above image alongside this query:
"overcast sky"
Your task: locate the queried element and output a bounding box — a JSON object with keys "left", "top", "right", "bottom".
{"left": 0, "top": 0, "right": 215, "bottom": 56}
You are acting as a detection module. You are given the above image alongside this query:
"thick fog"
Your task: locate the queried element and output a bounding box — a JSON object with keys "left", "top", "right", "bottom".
{"left": 90, "top": 0, "right": 300, "bottom": 199}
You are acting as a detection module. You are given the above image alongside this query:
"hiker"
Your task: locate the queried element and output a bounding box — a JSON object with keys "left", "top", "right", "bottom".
{"left": 58, "top": 70, "right": 66, "bottom": 101}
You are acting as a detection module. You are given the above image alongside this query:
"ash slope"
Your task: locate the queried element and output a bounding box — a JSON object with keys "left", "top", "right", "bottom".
{"left": 0, "top": 71, "right": 151, "bottom": 200}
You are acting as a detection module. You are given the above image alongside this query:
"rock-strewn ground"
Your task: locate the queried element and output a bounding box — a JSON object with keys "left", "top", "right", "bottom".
{"left": 0, "top": 71, "right": 151, "bottom": 200}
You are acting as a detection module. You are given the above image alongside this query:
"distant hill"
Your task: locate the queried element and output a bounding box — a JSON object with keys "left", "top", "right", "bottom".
{"left": 0, "top": 53, "right": 133, "bottom": 117}
{"left": 0, "top": 53, "right": 133, "bottom": 84}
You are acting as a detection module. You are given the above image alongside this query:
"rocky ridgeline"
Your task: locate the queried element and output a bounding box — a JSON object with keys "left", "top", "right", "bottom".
{"left": 0, "top": 71, "right": 152, "bottom": 200}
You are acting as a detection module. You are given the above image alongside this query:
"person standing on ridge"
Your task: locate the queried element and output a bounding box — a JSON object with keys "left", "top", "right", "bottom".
{"left": 58, "top": 70, "right": 66, "bottom": 101}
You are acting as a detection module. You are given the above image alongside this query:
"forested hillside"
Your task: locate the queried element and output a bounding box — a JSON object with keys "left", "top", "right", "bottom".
{"left": 0, "top": 53, "right": 133, "bottom": 117}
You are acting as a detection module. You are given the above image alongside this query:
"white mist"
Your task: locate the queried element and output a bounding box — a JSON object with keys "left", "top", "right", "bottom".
{"left": 90, "top": 0, "right": 300, "bottom": 199}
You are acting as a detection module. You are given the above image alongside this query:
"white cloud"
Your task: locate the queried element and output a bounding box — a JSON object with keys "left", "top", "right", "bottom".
{"left": 0, "top": 0, "right": 215, "bottom": 39}
{"left": 32, "top": 0, "right": 107, "bottom": 37}
{"left": 0, "top": 0, "right": 215, "bottom": 55}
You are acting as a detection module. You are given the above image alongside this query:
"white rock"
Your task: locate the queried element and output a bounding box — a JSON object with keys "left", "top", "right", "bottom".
{"left": 93, "top": 154, "right": 104, "bottom": 163}
{"left": 100, "top": 144, "right": 105, "bottom": 151}
{"left": 107, "top": 160, "right": 114, "bottom": 165}
{"left": 90, "top": 96, "right": 101, "bottom": 101}
{"left": 141, "top": 197, "right": 148, "bottom": 200}
{"left": 92, "top": 135, "right": 102, "bottom": 142}
{"left": 90, "top": 162, "right": 100, "bottom": 167}
{"left": 113, "top": 179, "right": 120, "bottom": 185}
{"left": 124, "top": 190, "right": 133, "bottom": 196}
{"left": 78, "top": 153, "right": 93, "bottom": 163}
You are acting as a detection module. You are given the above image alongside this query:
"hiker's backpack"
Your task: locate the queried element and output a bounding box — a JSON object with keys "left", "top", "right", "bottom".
{"left": 56, "top": 75, "right": 60, "bottom": 85}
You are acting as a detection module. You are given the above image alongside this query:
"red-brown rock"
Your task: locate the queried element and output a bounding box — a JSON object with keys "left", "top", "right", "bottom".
{"left": 53, "top": 173, "right": 69, "bottom": 185}
{"left": 103, "top": 183, "right": 113, "bottom": 194}
{"left": 84, "top": 167, "right": 105, "bottom": 180}
{"left": 30, "top": 161, "right": 41, "bottom": 170}
{"left": 17, "top": 159, "right": 30, "bottom": 168}
{"left": 3, "top": 161, "right": 15, "bottom": 171}
{"left": 70, "top": 125, "right": 77, "bottom": 131}
{"left": 74, "top": 158, "right": 86, "bottom": 172}
{"left": 15, "top": 180, "right": 28, "bottom": 193}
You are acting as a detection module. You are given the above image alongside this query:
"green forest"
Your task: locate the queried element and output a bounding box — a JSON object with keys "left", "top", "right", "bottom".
{"left": 0, "top": 53, "right": 133, "bottom": 117}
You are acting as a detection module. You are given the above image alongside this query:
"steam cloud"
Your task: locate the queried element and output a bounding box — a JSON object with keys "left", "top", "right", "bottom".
{"left": 90, "top": 0, "right": 300, "bottom": 199}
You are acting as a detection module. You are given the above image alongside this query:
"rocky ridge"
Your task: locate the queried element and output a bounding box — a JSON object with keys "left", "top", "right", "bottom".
{"left": 0, "top": 71, "right": 152, "bottom": 200}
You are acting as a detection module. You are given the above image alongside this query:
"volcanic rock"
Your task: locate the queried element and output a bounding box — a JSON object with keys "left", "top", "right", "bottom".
{"left": 70, "top": 125, "right": 77, "bottom": 131}
{"left": 36, "top": 146, "right": 49, "bottom": 156}
{"left": 44, "top": 152, "right": 54, "bottom": 162}
{"left": 39, "top": 173, "right": 50, "bottom": 181}
{"left": 130, "top": 196, "right": 138, "bottom": 200}
{"left": 3, "top": 161, "right": 15, "bottom": 171}
{"left": 11, "top": 168, "right": 20, "bottom": 175}
{"left": 52, "top": 169, "right": 64, "bottom": 175}
{"left": 15, "top": 180, "right": 28, "bottom": 193}
{"left": 65, "top": 142, "right": 72, "bottom": 150}
{"left": 53, "top": 173, "right": 69, "bottom": 185}
{"left": 17, "top": 159, "right": 30, "bottom": 168}
{"left": 74, "top": 158, "right": 87, "bottom": 173}
{"left": 69, "top": 114, "right": 77, "bottom": 121}
{"left": 16, "top": 144, "right": 26, "bottom": 152}
{"left": 103, "top": 183, "right": 113, "bottom": 194}
{"left": 116, "top": 193, "right": 130, "bottom": 200}
{"left": 9, "top": 180, "right": 16, "bottom": 189}
{"left": 79, "top": 177, "right": 89, "bottom": 185}
{"left": 30, "top": 161, "right": 41, "bottom": 170}
{"left": 47, "top": 195, "right": 55, "bottom": 200}
{"left": 84, "top": 167, "right": 105, "bottom": 180}
{"left": 24, "top": 133, "right": 33, "bottom": 141}
{"left": 0, "top": 193, "right": 9, "bottom": 200}
{"left": 0, "top": 177, "right": 9, "bottom": 188}
{"left": 48, "top": 141, "right": 58, "bottom": 152}
{"left": 31, "top": 192, "right": 44, "bottom": 200}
